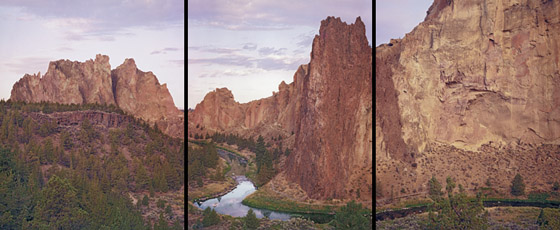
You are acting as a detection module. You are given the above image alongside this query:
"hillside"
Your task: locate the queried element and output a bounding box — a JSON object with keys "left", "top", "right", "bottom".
{"left": 376, "top": 0, "right": 560, "bottom": 204}
{"left": 0, "top": 100, "right": 184, "bottom": 229}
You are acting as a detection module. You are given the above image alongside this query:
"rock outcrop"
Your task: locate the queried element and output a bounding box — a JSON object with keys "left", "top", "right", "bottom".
{"left": 189, "top": 16, "right": 373, "bottom": 201}
{"left": 111, "top": 58, "right": 184, "bottom": 138}
{"left": 10, "top": 54, "right": 183, "bottom": 139}
{"left": 11, "top": 54, "right": 115, "bottom": 105}
{"left": 376, "top": 0, "right": 560, "bottom": 203}
{"left": 285, "top": 16, "right": 373, "bottom": 200}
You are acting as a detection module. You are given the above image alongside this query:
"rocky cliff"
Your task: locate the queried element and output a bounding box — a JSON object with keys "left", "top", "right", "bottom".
{"left": 376, "top": 0, "right": 560, "bottom": 203}
{"left": 284, "top": 16, "right": 373, "bottom": 201}
{"left": 10, "top": 54, "right": 183, "bottom": 139}
{"left": 189, "top": 16, "right": 373, "bottom": 201}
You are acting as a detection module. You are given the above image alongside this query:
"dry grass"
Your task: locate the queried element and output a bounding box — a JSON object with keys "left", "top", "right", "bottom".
{"left": 187, "top": 177, "right": 236, "bottom": 201}
{"left": 487, "top": 207, "right": 540, "bottom": 224}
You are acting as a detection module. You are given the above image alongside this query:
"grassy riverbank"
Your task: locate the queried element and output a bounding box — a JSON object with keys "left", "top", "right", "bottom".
{"left": 242, "top": 186, "right": 340, "bottom": 215}
{"left": 376, "top": 206, "right": 560, "bottom": 229}
{"left": 188, "top": 176, "right": 236, "bottom": 201}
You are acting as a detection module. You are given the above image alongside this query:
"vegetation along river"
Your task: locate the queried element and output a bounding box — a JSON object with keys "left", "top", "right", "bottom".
{"left": 194, "top": 146, "right": 334, "bottom": 223}
{"left": 194, "top": 175, "right": 292, "bottom": 220}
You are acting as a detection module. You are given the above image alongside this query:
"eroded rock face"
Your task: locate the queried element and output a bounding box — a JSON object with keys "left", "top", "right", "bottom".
{"left": 10, "top": 55, "right": 183, "bottom": 139}
{"left": 111, "top": 59, "right": 184, "bottom": 138}
{"left": 284, "top": 16, "right": 372, "bottom": 200}
{"left": 11, "top": 54, "right": 115, "bottom": 105}
{"left": 376, "top": 0, "right": 560, "bottom": 203}
{"left": 189, "top": 16, "right": 373, "bottom": 201}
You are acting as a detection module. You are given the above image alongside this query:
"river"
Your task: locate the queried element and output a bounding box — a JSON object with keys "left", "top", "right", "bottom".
{"left": 194, "top": 176, "right": 293, "bottom": 220}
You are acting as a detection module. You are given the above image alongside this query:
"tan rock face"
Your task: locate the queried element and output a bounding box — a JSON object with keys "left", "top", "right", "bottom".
{"left": 111, "top": 58, "right": 184, "bottom": 138}
{"left": 376, "top": 0, "right": 560, "bottom": 203}
{"left": 10, "top": 54, "right": 183, "bottom": 139}
{"left": 189, "top": 16, "right": 373, "bottom": 201}
{"left": 11, "top": 54, "right": 115, "bottom": 105}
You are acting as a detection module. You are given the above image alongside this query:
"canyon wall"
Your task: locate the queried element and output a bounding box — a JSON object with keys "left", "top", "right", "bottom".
{"left": 376, "top": 0, "right": 560, "bottom": 203}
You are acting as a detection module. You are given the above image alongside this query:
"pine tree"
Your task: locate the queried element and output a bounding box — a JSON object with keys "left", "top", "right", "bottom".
{"left": 537, "top": 208, "right": 546, "bottom": 226}
{"left": 511, "top": 173, "right": 525, "bottom": 196}
{"left": 202, "top": 143, "right": 218, "bottom": 168}
{"left": 32, "top": 175, "right": 88, "bottom": 229}
{"left": 157, "top": 199, "right": 166, "bottom": 209}
{"left": 165, "top": 205, "right": 173, "bottom": 217}
{"left": 150, "top": 184, "right": 155, "bottom": 197}
{"left": 202, "top": 207, "right": 220, "bottom": 227}
{"left": 60, "top": 130, "right": 73, "bottom": 150}
{"left": 142, "top": 195, "right": 149, "bottom": 206}
{"left": 426, "top": 177, "right": 488, "bottom": 230}
{"left": 171, "top": 219, "right": 182, "bottom": 230}
{"left": 154, "top": 212, "right": 169, "bottom": 230}
{"left": 21, "top": 117, "right": 34, "bottom": 144}
{"left": 42, "top": 138, "right": 55, "bottom": 164}
{"left": 376, "top": 180, "right": 383, "bottom": 197}
{"left": 135, "top": 164, "right": 149, "bottom": 191}
{"left": 255, "top": 136, "right": 266, "bottom": 173}
{"left": 330, "top": 200, "right": 370, "bottom": 230}
{"left": 243, "top": 208, "right": 259, "bottom": 230}
{"left": 428, "top": 175, "right": 443, "bottom": 200}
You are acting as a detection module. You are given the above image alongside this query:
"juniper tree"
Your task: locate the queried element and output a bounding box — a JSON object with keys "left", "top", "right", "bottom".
{"left": 426, "top": 176, "right": 489, "bottom": 230}
{"left": 510, "top": 173, "right": 525, "bottom": 196}
{"left": 244, "top": 209, "right": 259, "bottom": 230}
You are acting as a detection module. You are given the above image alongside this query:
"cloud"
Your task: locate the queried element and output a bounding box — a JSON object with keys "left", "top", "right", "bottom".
{"left": 151, "top": 47, "right": 181, "bottom": 55}
{"left": 189, "top": 53, "right": 305, "bottom": 71}
{"left": 188, "top": 0, "right": 371, "bottom": 33}
{"left": 242, "top": 43, "right": 257, "bottom": 50}
{"left": 4, "top": 56, "right": 53, "bottom": 76}
{"left": 188, "top": 46, "right": 239, "bottom": 54}
{"left": 295, "top": 31, "right": 316, "bottom": 47}
{"left": 1, "top": 0, "right": 184, "bottom": 41}
{"left": 258, "top": 47, "right": 287, "bottom": 56}
{"left": 57, "top": 47, "right": 74, "bottom": 52}
{"left": 199, "top": 68, "right": 261, "bottom": 78}
{"left": 169, "top": 59, "right": 184, "bottom": 66}
{"left": 255, "top": 57, "right": 305, "bottom": 71}
{"left": 188, "top": 55, "right": 253, "bottom": 68}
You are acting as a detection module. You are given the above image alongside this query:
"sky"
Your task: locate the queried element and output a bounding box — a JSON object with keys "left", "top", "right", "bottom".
{"left": 375, "top": 0, "right": 433, "bottom": 47}
{"left": 188, "top": 0, "right": 373, "bottom": 109}
{"left": 0, "top": 0, "right": 185, "bottom": 109}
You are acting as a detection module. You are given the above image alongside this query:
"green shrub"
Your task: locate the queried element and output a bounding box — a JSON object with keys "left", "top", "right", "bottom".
{"left": 142, "top": 195, "right": 149, "bottom": 206}
{"left": 428, "top": 175, "right": 443, "bottom": 200}
{"left": 510, "top": 173, "right": 525, "bottom": 196}
{"left": 330, "top": 200, "right": 370, "bottom": 230}
{"left": 426, "top": 177, "right": 488, "bottom": 230}
{"left": 537, "top": 208, "right": 560, "bottom": 229}
{"left": 244, "top": 209, "right": 259, "bottom": 230}
{"left": 157, "top": 199, "right": 166, "bottom": 209}
{"left": 202, "top": 207, "right": 220, "bottom": 227}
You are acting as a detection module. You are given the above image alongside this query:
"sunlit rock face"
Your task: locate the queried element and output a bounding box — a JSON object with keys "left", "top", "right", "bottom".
{"left": 188, "top": 16, "right": 373, "bottom": 201}
{"left": 376, "top": 0, "right": 560, "bottom": 204}
{"left": 10, "top": 54, "right": 184, "bottom": 139}
{"left": 111, "top": 58, "right": 184, "bottom": 139}
{"left": 11, "top": 54, "right": 115, "bottom": 105}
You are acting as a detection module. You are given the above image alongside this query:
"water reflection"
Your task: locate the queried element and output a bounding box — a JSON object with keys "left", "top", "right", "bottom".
{"left": 194, "top": 176, "right": 292, "bottom": 220}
